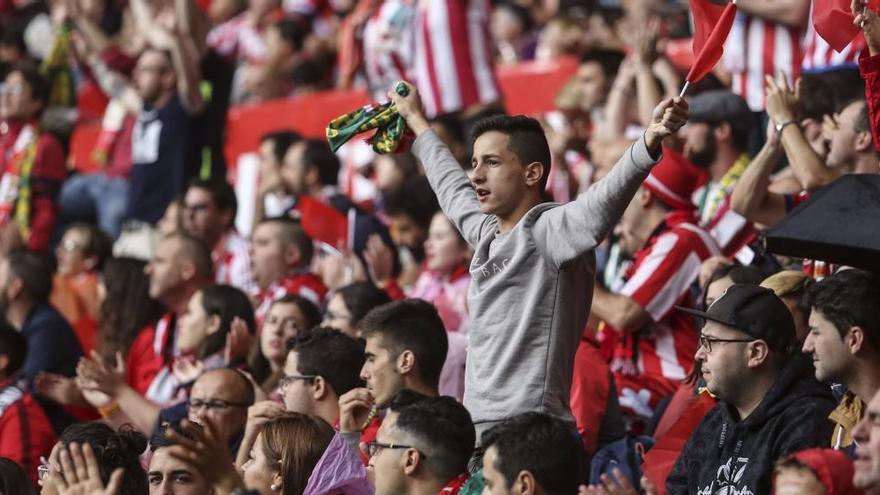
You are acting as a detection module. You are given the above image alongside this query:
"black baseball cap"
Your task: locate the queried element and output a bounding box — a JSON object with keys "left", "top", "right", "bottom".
{"left": 677, "top": 284, "right": 796, "bottom": 352}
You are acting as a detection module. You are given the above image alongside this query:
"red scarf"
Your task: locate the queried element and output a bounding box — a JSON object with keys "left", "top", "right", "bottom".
{"left": 439, "top": 473, "right": 469, "bottom": 495}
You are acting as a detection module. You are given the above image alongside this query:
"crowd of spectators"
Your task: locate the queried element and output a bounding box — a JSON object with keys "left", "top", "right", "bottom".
{"left": 0, "top": 0, "right": 880, "bottom": 494}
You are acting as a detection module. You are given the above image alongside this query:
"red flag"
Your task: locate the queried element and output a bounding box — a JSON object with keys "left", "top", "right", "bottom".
{"left": 291, "top": 195, "right": 349, "bottom": 247}
{"left": 690, "top": 0, "right": 728, "bottom": 55}
{"left": 813, "top": 0, "right": 880, "bottom": 53}
{"left": 686, "top": 0, "right": 738, "bottom": 83}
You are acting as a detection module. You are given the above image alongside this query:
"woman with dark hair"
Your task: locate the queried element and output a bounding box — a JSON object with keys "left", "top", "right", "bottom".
{"left": 34, "top": 257, "right": 163, "bottom": 413}
{"left": 249, "top": 295, "right": 322, "bottom": 394}
{"left": 97, "top": 257, "right": 164, "bottom": 358}
{"left": 177, "top": 284, "right": 257, "bottom": 362}
{"left": 323, "top": 282, "right": 391, "bottom": 339}
{"left": 72, "top": 285, "right": 257, "bottom": 436}
{"left": 0, "top": 457, "right": 36, "bottom": 495}
{"left": 39, "top": 423, "right": 148, "bottom": 495}
{"left": 166, "top": 413, "right": 370, "bottom": 495}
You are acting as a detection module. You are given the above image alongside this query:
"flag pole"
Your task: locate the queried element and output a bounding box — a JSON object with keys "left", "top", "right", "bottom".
{"left": 679, "top": 80, "right": 691, "bottom": 98}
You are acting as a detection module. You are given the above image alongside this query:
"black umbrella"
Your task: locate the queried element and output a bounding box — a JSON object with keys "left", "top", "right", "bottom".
{"left": 765, "top": 174, "right": 880, "bottom": 273}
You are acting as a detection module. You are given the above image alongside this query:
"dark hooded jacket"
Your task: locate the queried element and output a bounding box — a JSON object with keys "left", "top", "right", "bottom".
{"left": 666, "top": 354, "right": 836, "bottom": 495}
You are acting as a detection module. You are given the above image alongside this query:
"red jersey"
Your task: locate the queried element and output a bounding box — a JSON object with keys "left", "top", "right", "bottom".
{"left": 125, "top": 313, "right": 176, "bottom": 398}
{"left": 724, "top": 12, "right": 805, "bottom": 111}
{"left": 611, "top": 211, "right": 721, "bottom": 419}
{"left": 0, "top": 378, "right": 57, "bottom": 486}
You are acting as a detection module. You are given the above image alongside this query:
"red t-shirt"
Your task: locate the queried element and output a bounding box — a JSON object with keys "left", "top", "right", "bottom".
{"left": 0, "top": 378, "right": 58, "bottom": 486}
{"left": 125, "top": 313, "right": 176, "bottom": 396}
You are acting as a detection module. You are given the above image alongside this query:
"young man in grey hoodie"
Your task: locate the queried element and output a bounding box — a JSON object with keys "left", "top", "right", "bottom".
{"left": 389, "top": 82, "right": 689, "bottom": 441}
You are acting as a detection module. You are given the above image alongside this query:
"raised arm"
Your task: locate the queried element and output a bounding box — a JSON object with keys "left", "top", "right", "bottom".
{"left": 393, "top": 83, "right": 488, "bottom": 246}
{"left": 730, "top": 121, "right": 788, "bottom": 226}
{"left": 84, "top": 51, "right": 142, "bottom": 114}
{"left": 167, "top": 20, "right": 205, "bottom": 115}
{"left": 766, "top": 73, "right": 840, "bottom": 191}
{"left": 533, "top": 97, "right": 689, "bottom": 266}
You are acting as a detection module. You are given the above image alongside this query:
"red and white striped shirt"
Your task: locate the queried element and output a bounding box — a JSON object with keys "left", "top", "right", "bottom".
{"left": 213, "top": 229, "right": 256, "bottom": 296}
{"left": 802, "top": 23, "right": 865, "bottom": 72}
{"left": 704, "top": 193, "right": 757, "bottom": 262}
{"left": 363, "top": 0, "right": 416, "bottom": 102}
{"left": 207, "top": 13, "right": 269, "bottom": 64}
{"left": 612, "top": 212, "right": 721, "bottom": 397}
{"left": 724, "top": 12, "right": 805, "bottom": 111}
{"left": 413, "top": 0, "right": 500, "bottom": 117}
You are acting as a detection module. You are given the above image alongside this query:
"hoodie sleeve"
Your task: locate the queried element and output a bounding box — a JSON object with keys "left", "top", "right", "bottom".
{"left": 771, "top": 401, "right": 836, "bottom": 459}
{"left": 665, "top": 430, "right": 697, "bottom": 495}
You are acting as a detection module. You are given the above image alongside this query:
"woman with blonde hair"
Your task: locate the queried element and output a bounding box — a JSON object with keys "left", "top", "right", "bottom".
{"left": 761, "top": 270, "right": 814, "bottom": 343}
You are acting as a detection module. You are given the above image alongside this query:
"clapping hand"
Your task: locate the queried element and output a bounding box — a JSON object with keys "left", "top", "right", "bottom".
{"left": 54, "top": 443, "right": 124, "bottom": 495}
{"left": 579, "top": 469, "right": 658, "bottom": 495}
{"left": 764, "top": 72, "right": 800, "bottom": 125}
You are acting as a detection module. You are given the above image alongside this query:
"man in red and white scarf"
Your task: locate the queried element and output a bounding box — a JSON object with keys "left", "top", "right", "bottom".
{"left": 0, "top": 64, "right": 66, "bottom": 253}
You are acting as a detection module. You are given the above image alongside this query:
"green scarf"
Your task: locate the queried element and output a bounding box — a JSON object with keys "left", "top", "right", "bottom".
{"left": 326, "top": 82, "right": 413, "bottom": 154}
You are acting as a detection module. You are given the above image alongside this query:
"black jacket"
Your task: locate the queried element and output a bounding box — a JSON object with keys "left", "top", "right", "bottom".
{"left": 666, "top": 353, "right": 835, "bottom": 495}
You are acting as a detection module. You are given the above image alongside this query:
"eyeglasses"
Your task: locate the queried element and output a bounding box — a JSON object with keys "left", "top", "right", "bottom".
{"left": 698, "top": 335, "right": 756, "bottom": 353}
{"left": 187, "top": 398, "right": 251, "bottom": 411}
{"left": 364, "top": 441, "right": 427, "bottom": 459}
{"left": 183, "top": 202, "right": 212, "bottom": 214}
{"left": 0, "top": 83, "right": 24, "bottom": 96}
{"left": 59, "top": 238, "right": 84, "bottom": 253}
{"left": 279, "top": 373, "right": 317, "bottom": 388}
{"left": 37, "top": 456, "right": 60, "bottom": 481}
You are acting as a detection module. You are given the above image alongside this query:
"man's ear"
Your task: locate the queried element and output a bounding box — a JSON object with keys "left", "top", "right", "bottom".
{"left": 524, "top": 162, "right": 545, "bottom": 188}
{"left": 205, "top": 314, "right": 222, "bottom": 336}
{"left": 0, "top": 355, "right": 9, "bottom": 375}
{"left": 312, "top": 375, "right": 329, "bottom": 401}
{"left": 714, "top": 122, "right": 733, "bottom": 143}
{"left": 855, "top": 130, "right": 873, "bottom": 153}
{"left": 397, "top": 350, "right": 415, "bottom": 376}
{"left": 848, "top": 326, "right": 867, "bottom": 355}
{"left": 746, "top": 340, "right": 771, "bottom": 368}
{"left": 402, "top": 448, "right": 422, "bottom": 475}
{"left": 283, "top": 243, "right": 302, "bottom": 268}
{"left": 513, "top": 470, "right": 538, "bottom": 495}
{"left": 639, "top": 187, "right": 654, "bottom": 209}
{"left": 7, "top": 277, "right": 23, "bottom": 301}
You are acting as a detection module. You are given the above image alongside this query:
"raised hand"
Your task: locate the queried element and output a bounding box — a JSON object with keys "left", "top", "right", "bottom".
{"left": 338, "top": 387, "right": 376, "bottom": 433}
{"left": 76, "top": 351, "right": 126, "bottom": 398}
{"left": 389, "top": 81, "right": 431, "bottom": 135}
{"left": 35, "top": 372, "right": 88, "bottom": 406}
{"left": 644, "top": 96, "right": 689, "bottom": 153}
{"left": 224, "top": 317, "right": 255, "bottom": 365}
{"left": 55, "top": 443, "right": 124, "bottom": 495}
{"left": 854, "top": 0, "right": 880, "bottom": 55}
{"left": 363, "top": 234, "right": 394, "bottom": 285}
{"left": 764, "top": 72, "right": 800, "bottom": 125}
{"left": 246, "top": 400, "right": 286, "bottom": 432}
{"left": 166, "top": 419, "right": 246, "bottom": 493}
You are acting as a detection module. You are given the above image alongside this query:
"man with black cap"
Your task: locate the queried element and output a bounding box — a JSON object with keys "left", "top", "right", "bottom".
{"left": 679, "top": 90, "right": 757, "bottom": 262}
{"left": 666, "top": 284, "right": 836, "bottom": 495}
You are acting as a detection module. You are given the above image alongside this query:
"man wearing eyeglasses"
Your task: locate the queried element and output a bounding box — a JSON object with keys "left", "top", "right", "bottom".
{"left": 184, "top": 368, "right": 254, "bottom": 457}
{"left": 666, "top": 284, "right": 836, "bottom": 495}
{"left": 367, "top": 391, "right": 474, "bottom": 495}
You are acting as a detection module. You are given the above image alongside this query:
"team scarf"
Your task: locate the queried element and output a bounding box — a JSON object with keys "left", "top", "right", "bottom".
{"left": 0, "top": 123, "right": 39, "bottom": 240}
{"left": 326, "top": 82, "right": 413, "bottom": 154}
{"left": 696, "top": 153, "right": 750, "bottom": 224}
{"left": 41, "top": 21, "right": 77, "bottom": 108}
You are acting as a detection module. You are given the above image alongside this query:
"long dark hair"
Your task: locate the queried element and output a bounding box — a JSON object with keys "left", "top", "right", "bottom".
{"left": 197, "top": 285, "right": 256, "bottom": 359}
{"left": 58, "top": 423, "right": 149, "bottom": 494}
{"left": 98, "top": 257, "right": 164, "bottom": 356}
{"left": 0, "top": 457, "right": 36, "bottom": 495}
{"left": 249, "top": 295, "right": 322, "bottom": 391}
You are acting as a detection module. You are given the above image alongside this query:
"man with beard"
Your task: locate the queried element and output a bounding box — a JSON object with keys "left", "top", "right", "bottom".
{"left": 0, "top": 249, "right": 82, "bottom": 433}
{"left": 679, "top": 90, "right": 756, "bottom": 261}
